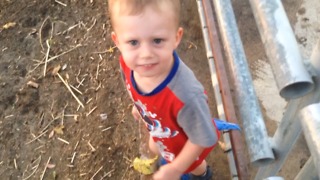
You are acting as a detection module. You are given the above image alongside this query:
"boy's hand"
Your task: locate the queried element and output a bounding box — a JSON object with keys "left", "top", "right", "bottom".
{"left": 152, "top": 164, "right": 182, "bottom": 180}
{"left": 132, "top": 105, "right": 140, "bottom": 121}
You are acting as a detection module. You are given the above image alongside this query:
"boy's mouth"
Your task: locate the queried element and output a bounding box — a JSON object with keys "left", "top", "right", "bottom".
{"left": 137, "top": 63, "right": 158, "bottom": 70}
{"left": 143, "top": 64, "right": 154, "bottom": 67}
{"left": 138, "top": 62, "right": 157, "bottom": 67}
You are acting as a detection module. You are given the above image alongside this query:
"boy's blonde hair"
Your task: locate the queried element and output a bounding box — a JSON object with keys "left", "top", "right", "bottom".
{"left": 108, "top": 0, "right": 181, "bottom": 28}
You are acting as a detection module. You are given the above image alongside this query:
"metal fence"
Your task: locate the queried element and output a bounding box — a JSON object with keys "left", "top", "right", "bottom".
{"left": 196, "top": 0, "right": 320, "bottom": 179}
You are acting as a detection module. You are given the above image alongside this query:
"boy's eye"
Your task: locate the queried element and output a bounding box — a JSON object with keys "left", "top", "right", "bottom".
{"left": 153, "top": 39, "right": 162, "bottom": 44}
{"left": 129, "top": 40, "right": 138, "bottom": 46}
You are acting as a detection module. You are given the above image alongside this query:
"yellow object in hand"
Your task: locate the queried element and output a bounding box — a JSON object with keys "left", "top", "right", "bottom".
{"left": 133, "top": 156, "right": 158, "bottom": 175}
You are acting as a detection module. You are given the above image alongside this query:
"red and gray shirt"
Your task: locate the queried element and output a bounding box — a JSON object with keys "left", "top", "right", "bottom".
{"left": 119, "top": 51, "right": 219, "bottom": 172}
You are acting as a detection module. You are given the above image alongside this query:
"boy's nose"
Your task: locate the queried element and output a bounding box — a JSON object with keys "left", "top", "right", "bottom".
{"left": 140, "top": 44, "right": 153, "bottom": 58}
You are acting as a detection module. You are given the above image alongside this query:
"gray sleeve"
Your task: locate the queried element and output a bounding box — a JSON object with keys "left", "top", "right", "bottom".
{"left": 177, "top": 93, "right": 218, "bottom": 147}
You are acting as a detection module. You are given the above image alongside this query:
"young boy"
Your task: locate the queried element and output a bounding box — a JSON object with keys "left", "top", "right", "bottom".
{"left": 108, "top": 0, "right": 219, "bottom": 179}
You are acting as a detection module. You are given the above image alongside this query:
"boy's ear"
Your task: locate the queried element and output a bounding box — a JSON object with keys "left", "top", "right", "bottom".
{"left": 111, "top": 31, "right": 119, "bottom": 46}
{"left": 174, "top": 27, "right": 184, "bottom": 49}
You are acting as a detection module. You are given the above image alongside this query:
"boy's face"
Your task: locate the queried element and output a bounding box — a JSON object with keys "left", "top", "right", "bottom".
{"left": 111, "top": 2, "right": 183, "bottom": 79}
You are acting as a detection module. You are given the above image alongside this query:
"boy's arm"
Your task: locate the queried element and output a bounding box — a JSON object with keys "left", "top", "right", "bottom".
{"left": 153, "top": 140, "right": 205, "bottom": 180}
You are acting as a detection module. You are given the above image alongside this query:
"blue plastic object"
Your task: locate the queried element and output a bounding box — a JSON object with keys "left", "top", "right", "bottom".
{"left": 214, "top": 118, "right": 241, "bottom": 131}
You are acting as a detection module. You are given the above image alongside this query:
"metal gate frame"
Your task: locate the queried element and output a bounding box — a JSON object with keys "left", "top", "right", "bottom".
{"left": 197, "top": 0, "right": 320, "bottom": 179}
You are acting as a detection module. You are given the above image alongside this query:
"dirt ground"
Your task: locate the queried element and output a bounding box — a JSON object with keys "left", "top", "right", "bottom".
{"left": 0, "top": 0, "right": 311, "bottom": 180}
{"left": 0, "top": 0, "right": 226, "bottom": 179}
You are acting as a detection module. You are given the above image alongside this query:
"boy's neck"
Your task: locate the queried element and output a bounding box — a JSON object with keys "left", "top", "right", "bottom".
{"left": 133, "top": 74, "right": 163, "bottom": 94}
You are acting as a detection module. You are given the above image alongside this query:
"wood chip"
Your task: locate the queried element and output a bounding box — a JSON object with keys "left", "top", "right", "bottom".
{"left": 2, "top": 22, "right": 16, "bottom": 29}
{"left": 46, "top": 164, "right": 56, "bottom": 169}
{"left": 27, "top": 81, "right": 39, "bottom": 88}
{"left": 52, "top": 64, "right": 61, "bottom": 76}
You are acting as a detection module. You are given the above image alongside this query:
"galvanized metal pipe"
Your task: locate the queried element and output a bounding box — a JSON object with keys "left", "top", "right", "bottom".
{"left": 197, "top": 1, "right": 237, "bottom": 177}
{"left": 255, "top": 88, "right": 320, "bottom": 175}
{"left": 248, "top": 0, "right": 314, "bottom": 99}
{"left": 255, "top": 98, "right": 302, "bottom": 179}
{"left": 295, "top": 157, "right": 318, "bottom": 180}
{"left": 212, "top": 0, "right": 274, "bottom": 166}
{"left": 199, "top": 0, "right": 249, "bottom": 179}
{"left": 255, "top": 40, "right": 320, "bottom": 179}
{"left": 196, "top": 1, "right": 239, "bottom": 179}
{"left": 299, "top": 103, "right": 320, "bottom": 178}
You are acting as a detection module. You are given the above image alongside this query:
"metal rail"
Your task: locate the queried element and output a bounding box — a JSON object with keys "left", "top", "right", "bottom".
{"left": 197, "top": 0, "right": 249, "bottom": 179}
{"left": 196, "top": 1, "right": 238, "bottom": 178}
{"left": 196, "top": 0, "right": 320, "bottom": 179}
{"left": 211, "top": 0, "right": 274, "bottom": 166}
{"left": 248, "top": 0, "right": 314, "bottom": 100}
{"left": 299, "top": 103, "right": 320, "bottom": 178}
{"left": 255, "top": 39, "right": 320, "bottom": 180}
